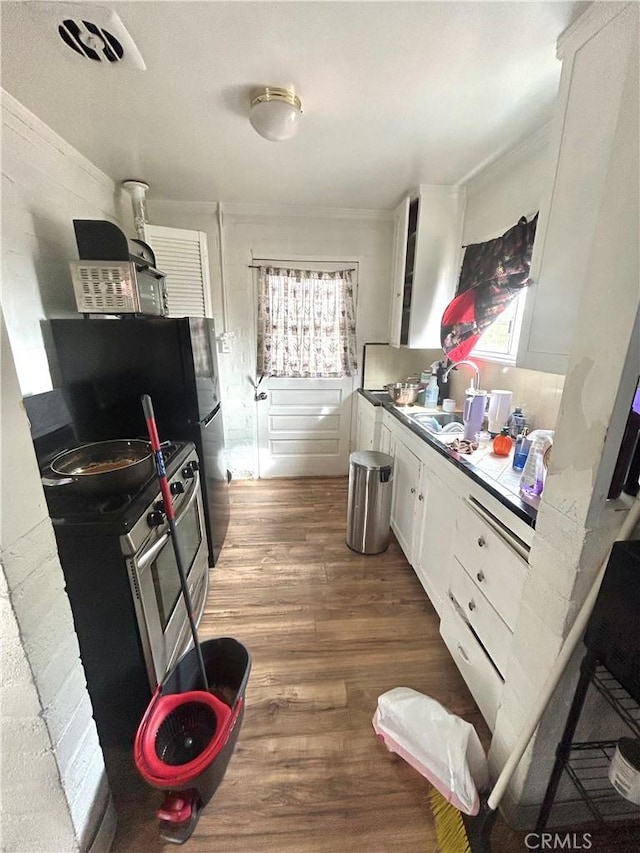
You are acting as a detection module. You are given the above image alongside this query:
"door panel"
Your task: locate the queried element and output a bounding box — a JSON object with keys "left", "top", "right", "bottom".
{"left": 257, "top": 377, "right": 354, "bottom": 477}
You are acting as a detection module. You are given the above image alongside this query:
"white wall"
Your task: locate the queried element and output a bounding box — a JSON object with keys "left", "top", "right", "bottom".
{"left": 462, "top": 123, "right": 551, "bottom": 244}
{"left": 148, "top": 200, "right": 395, "bottom": 477}
{"left": 1, "top": 93, "right": 118, "bottom": 851}
{"left": 1, "top": 91, "right": 132, "bottom": 396}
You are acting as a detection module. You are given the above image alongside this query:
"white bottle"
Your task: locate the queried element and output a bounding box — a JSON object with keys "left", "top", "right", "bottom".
{"left": 424, "top": 364, "right": 439, "bottom": 407}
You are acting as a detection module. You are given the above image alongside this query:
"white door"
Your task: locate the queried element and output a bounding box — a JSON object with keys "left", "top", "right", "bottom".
{"left": 254, "top": 259, "right": 358, "bottom": 479}
{"left": 257, "top": 376, "right": 354, "bottom": 477}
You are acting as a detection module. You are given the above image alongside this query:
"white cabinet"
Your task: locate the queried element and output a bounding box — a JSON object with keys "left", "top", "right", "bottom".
{"left": 443, "top": 494, "right": 530, "bottom": 729}
{"left": 387, "top": 419, "right": 458, "bottom": 616}
{"left": 414, "top": 465, "right": 458, "bottom": 616}
{"left": 390, "top": 437, "right": 423, "bottom": 562}
{"left": 388, "top": 186, "right": 466, "bottom": 349}
{"left": 355, "top": 394, "right": 378, "bottom": 451}
{"left": 517, "top": 2, "right": 639, "bottom": 374}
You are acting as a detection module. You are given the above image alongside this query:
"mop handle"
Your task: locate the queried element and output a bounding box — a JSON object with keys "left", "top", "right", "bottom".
{"left": 487, "top": 495, "right": 640, "bottom": 811}
{"left": 141, "top": 395, "right": 209, "bottom": 692}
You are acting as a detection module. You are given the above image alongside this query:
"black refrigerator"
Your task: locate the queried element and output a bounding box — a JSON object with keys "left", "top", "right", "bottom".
{"left": 49, "top": 317, "right": 229, "bottom": 566}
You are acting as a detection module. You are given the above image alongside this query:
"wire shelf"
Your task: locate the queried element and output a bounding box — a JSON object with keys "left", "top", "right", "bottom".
{"left": 564, "top": 741, "right": 640, "bottom": 824}
{"left": 591, "top": 665, "right": 640, "bottom": 739}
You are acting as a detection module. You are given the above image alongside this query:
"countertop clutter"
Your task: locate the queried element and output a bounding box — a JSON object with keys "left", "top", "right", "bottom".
{"left": 358, "top": 388, "right": 539, "bottom": 526}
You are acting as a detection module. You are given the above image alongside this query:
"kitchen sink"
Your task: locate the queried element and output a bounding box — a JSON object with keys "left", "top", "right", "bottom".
{"left": 409, "top": 412, "right": 462, "bottom": 439}
{"left": 409, "top": 412, "right": 464, "bottom": 428}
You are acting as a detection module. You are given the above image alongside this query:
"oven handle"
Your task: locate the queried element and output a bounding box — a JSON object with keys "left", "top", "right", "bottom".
{"left": 136, "top": 471, "right": 201, "bottom": 571}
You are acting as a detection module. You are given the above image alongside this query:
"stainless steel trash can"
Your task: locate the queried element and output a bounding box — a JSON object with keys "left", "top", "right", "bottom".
{"left": 346, "top": 451, "right": 394, "bottom": 554}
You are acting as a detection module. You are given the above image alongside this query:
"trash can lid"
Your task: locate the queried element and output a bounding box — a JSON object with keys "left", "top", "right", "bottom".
{"left": 350, "top": 451, "right": 394, "bottom": 470}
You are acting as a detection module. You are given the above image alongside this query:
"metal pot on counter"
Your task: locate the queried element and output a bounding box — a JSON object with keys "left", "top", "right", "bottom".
{"left": 386, "top": 382, "right": 422, "bottom": 406}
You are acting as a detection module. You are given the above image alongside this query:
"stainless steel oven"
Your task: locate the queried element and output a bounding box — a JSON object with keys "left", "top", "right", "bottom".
{"left": 123, "top": 452, "right": 209, "bottom": 687}
{"left": 38, "top": 438, "right": 210, "bottom": 747}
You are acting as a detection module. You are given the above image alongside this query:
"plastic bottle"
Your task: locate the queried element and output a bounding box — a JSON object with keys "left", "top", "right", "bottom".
{"left": 492, "top": 427, "right": 513, "bottom": 457}
{"left": 508, "top": 406, "right": 527, "bottom": 439}
{"left": 512, "top": 428, "right": 531, "bottom": 471}
{"left": 424, "top": 363, "right": 439, "bottom": 407}
{"left": 519, "top": 435, "right": 546, "bottom": 498}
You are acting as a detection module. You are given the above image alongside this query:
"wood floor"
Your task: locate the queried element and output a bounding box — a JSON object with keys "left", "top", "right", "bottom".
{"left": 111, "top": 477, "right": 524, "bottom": 852}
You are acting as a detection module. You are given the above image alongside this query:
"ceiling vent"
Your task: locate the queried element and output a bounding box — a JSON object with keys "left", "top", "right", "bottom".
{"left": 56, "top": 6, "right": 146, "bottom": 70}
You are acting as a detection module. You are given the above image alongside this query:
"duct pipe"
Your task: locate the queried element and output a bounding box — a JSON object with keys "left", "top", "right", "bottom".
{"left": 122, "top": 180, "right": 150, "bottom": 240}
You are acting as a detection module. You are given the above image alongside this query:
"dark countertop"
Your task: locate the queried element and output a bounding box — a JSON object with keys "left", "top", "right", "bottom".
{"left": 359, "top": 388, "right": 538, "bottom": 528}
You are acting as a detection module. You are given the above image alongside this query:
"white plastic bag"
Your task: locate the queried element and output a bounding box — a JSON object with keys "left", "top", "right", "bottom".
{"left": 372, "top": 687, "right": 488, "bottom": 815}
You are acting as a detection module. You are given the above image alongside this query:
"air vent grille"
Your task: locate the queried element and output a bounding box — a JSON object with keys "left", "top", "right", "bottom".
{"left": 54, "top": 7, "right": 146, "bottom": 70}
{"left": 58, "top": 19, "right": 124, "bottom": 63}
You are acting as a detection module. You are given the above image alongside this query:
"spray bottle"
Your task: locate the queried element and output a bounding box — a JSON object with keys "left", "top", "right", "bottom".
{"left": 424, "top": 361, "right": 440, "bottom": 407}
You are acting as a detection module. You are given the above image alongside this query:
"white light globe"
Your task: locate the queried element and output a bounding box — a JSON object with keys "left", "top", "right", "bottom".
{"left": 249, "top": 88, "right": 302, "bottom": 142}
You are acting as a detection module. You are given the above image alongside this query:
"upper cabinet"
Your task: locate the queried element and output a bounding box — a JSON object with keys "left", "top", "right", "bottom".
{"left": 388, "top": 186, "right": 466, "bottom": 349}
{"left": 517, "top": 2, "right": 639, "bottom": 375}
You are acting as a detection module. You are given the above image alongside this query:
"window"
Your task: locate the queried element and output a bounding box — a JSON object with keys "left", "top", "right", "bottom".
{"left": 256, "top": 266, "right": 358, "bottom": 378}
{"left": 471, "top": 290, "right": 527, "bottom": 364}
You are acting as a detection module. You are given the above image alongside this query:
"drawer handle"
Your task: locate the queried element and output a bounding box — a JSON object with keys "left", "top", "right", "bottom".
{"left": 410, "top": 487, "right": 416, "bottom": 495}
{"left": 476, "top": 571, "right": 485, "bottom": 583}
{"left": 418, "top": 493, "right": 424, "bottom": 501}
{"left": 477, "top": 536, "right": 486, "bottom": 548}
{"left": 457, "top": 643, "right": 470, "bottom": 664}
{"left": 468, "top": 600, "right": 476, "bottom": 612}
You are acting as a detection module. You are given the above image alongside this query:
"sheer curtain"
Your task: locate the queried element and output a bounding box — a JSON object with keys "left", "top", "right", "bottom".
{"left": 256, "top": 267, "right": 357, "bottom": 377}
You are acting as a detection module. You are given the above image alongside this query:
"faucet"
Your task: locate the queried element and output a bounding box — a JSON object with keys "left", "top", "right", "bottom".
{"left": 443, "top": 360, "right": 481, "bottom": 392}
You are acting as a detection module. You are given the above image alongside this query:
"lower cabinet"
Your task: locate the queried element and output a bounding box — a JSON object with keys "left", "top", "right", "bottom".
{"left": 440, "top": 595, "right": 504, "bottom": 731}
{"left": 355, "top": 395, "right": 378, "bottom": 451}
{"left": 414, "top": 466, "right": 457, "bottom": 616}
{"left": 389, "top": 430, "right": 457, "bottom": 616}
{"left": 383, "top": 410, "right": 533, "bottom": 733}
{"left": 390, "top": 438, "right": 423, "bottom": 562}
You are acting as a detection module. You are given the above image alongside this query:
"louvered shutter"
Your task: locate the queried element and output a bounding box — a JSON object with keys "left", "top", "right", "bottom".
{"left": 143, "top": 224, "right": 213, "bottom": 318}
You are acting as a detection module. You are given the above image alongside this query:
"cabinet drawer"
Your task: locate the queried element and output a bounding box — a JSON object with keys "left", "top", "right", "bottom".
{"left": 440, "top": 596, "right": 503, "bottom": 732}
{"left": 449, "top": 558, "right": 512, "bottom": 679}
{"left": 454, "top": 500, "right": 527, "bottom": 630}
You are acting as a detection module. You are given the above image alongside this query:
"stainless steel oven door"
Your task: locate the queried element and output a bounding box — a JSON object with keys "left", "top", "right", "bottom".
{"left": 129, "top": 470, "right": 209, "bottom": 687}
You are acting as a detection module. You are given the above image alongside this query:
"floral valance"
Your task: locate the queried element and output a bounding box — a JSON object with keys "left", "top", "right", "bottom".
{"left": 256, "top": 266, "right": 358, "bottom": 378}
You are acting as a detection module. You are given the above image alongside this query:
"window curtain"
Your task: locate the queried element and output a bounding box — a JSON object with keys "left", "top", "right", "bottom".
{"left": 256, "top": 267, "right": 358, "bottom": 378}
{"left": 440, "top": 214, "right": 538, "bottom": 362}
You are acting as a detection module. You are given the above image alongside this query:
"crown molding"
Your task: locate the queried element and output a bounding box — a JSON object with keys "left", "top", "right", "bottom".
{"left": 556, "top": 1, "right": 631, "bottom": 60}
{"left": 461, "top": 121, "right": 553, "bottom": 195}
{"left": 1, "top": 89, "right": 116, "bottom": 192}
{"left": 219, "top": 202, "right": 393, "bottom": 224}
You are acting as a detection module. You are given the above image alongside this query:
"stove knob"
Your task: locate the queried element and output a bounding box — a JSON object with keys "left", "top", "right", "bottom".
{"left": 170, "top": 481, "right": 185, "bottom": 495}
{"left": 147, "top": 509, "right": 165, "bottom": 527}
{"left": 189, "top": 459, "right": 200, "bottom": 473}
{"left": 182, "top": 466, "right": 195, "bottom": 479}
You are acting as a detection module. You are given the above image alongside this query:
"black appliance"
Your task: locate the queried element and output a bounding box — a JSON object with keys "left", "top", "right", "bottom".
{"left": 22, "top": 391, "right": 211, "bottom": 750}
{"left": 49, "top": 317, "right": 229, "bottom": 566}
{"left": 69, "top": 219, "right": 168, "bottom": 317}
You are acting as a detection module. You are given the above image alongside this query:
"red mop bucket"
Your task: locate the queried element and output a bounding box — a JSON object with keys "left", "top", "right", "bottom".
{"left": 134, "top": 637, "right": 251, "bottom": 844}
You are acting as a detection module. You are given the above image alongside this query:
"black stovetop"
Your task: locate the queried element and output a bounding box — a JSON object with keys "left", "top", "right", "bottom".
{"left": 43, "top": 440, "right": 193, "bottom": 533}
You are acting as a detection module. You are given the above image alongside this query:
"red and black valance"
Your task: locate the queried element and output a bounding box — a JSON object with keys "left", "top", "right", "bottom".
{"left": 440, "top": 214, "right": 538, "bottom": 362}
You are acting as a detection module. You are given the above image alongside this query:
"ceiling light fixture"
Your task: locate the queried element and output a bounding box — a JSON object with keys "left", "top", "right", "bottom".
{"left": 249, "top": 87, "right": 303, "bottom": 142}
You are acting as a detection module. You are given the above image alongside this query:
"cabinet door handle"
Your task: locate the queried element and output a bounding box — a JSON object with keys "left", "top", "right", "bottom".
{"left": 468, "top": 600, "right": 476, "bottom": 612}
{"left": 476, "top": 571, "right": 485, "bottom": 583}
{"left": 418, "top": 493, "right": 424, "bottom": 501}
{"left": 477, "top": 536, "right": 486, "bottom": 548}
{"left": 410, "top": 487, "right": 416, "bottom": 494}
{"left": 457, "top": 644, "right": 470, "bottom": 664}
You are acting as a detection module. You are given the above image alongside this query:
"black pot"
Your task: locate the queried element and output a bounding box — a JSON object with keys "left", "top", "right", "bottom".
{"left": 43, "top": 439, "right": 154, "bottom": 495}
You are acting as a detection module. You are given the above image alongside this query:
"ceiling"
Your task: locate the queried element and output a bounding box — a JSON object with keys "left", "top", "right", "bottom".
{"left": 1, "top": 1, "right": 587, "bottom": 210}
